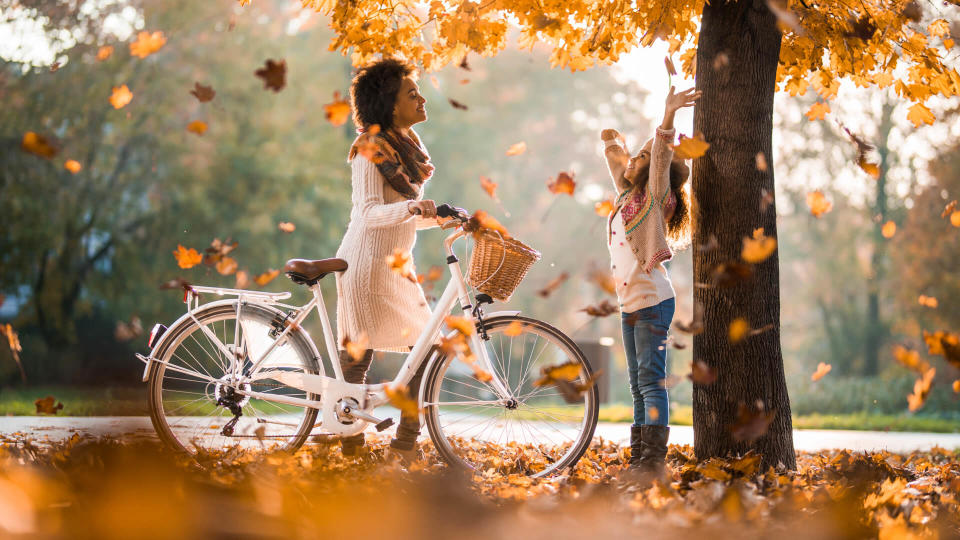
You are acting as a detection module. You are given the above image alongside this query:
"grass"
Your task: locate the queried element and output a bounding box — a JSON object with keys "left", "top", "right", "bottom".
{"left": 4, "top": 386, "right": 959, "bottom": 433}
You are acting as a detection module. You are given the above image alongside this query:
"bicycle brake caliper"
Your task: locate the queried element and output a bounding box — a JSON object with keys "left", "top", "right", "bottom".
{"left": 472, "top": 294, "right": 494, "bottom": 341}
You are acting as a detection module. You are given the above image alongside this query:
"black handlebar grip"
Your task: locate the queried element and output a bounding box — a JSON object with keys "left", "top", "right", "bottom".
{"left": 436, "top": 204, "right": 458, "bottom": 218}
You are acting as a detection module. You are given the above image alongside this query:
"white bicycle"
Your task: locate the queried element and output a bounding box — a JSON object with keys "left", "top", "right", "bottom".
{"left": 136, "top": 205, "right": 599, "bottom": 477}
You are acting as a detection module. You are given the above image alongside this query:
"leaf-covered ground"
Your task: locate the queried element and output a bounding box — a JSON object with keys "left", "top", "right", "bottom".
{"left": 1, "top": 433, "right": 957, "bottom": 539}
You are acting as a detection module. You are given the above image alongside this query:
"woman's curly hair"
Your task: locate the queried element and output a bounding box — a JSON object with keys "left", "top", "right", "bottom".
{"left": 350, "top": 58, "right": 415, "bottom": 131}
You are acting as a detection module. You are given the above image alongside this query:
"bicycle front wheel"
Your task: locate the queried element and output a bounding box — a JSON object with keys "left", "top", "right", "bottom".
{"left": 423, "top": 315, "right": 599, "bottom": 477}
{"left": 147, "top": 302, "right": 320, "bottom": 455}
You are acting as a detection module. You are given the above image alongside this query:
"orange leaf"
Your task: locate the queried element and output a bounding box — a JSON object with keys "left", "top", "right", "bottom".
{"left": 110, "top": 85, "right": 133, "bottom": 109}
{"left": 96, "top": 45, "right": 113, "bottom": 61}
{"left": 951, "top": 211, "right": 960, "bottom": 228}
{"left": 594, "top": 197, "right": 614, "bottom": 217}
{"left": 235, "top": 270, "right": 250, "bottom": 289}
{"left": 907, "top": 368, "right": 935, "bottom": 412}
{"left": 445, "top": 315, "right": 476, "bottom": 337}
{"left": 278, "top": 222, "right": 296, "bottom": 233}
{"left": 386, "top": 249, "right": 416, "bottom": 283}
{"left": 503, "top": 320, "right": 524, "bottom": 337}
{"left": 129, "top": 31, "right": 166, "bottom": 58}
{"left": 811, "top": 362, "right": 832, "bottom": 382}
{"left": 580, "top": 299, "right": 618, "bottom": 318}
{"left": 917, "top": 295, "right": 938, "bottom": 308}
{"left": 953, "top": 380, "right": 960, "bottom": 394}
{"left": 858, "top": 159, "right": 881, "bottom": 179}
{"left": 187, "top": 120, "right": 208, "bottom": 135}
{"left": 385, "top": 384, "right": 421, "bottom": 418}
{"left": 728, "top": 318, "right": 749, "bottom": 343}
{"left": 173, "top": 244, "right": 202, "bottom": 269}
{"left": 672, "top": 133, "right": 710, "bottom": 159}
{"left": 505, "top": 141, "right": 527, "bottom": 156}
{"left": 664, "top": 55, "right": 677, "bottom": 76}
{"left": 21, "top": 132, "right": 58, "bottom": 159}
{"left": 688, "top": 361, "right": 716, "bottom": 385}
{"left": 881, "top": 220, "right": 896, "bottom": 238}
{"left": 35, "top": 396, "right": 64, "bottom": 415}
{"left": 805, "top": 101, "right": 830, "bottom": 121}
{"left": 254, "top": 269, "right": 280, "bottom": 286}
{"left": 547, "top": 171, "right": 576, "bottom": 196}
{"left": 479, "top": 175, "right": 498, "bottom": 199}
{"left": 64, "top": 159, "right": 82, "bottom": 174}
{"left": 942, "top": 200, "right": 957, "bottom": 218}
{"left": 466, "top": 210, "right": 510, "bottom": 239}
{"left": 892, "top": 344, "right": 930, "bottom": 374}
{"left": 741, "top": 227, "right": 777, "bottom": 264}
{"left": 755, "top": 152, "right": 768, "bottom": 172}
{"left": 341, "top": 333, "right": 369, "bottom": 362}
{"left": 215, "top": 256, "right": 238, "bottom": 276}
{"left": 190, "top": 82, "right": 215, "bottom": 103}
{"left": 806, "top": 190, "right": 833, "bottom": 218}
{"left": 906, "top": 103, "right": 935, "bottom": 127}
{"left": 323, "top": 91, "right": 351, "bottom": 126}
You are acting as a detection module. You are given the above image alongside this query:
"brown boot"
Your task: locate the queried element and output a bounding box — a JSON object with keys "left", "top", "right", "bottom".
{"left": 637, "top": 425, "right": 669, "bottom": 475}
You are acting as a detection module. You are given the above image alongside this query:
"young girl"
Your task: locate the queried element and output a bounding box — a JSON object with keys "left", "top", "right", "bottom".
{"left": 600, "top": 86, "right": 698, "bottom": 476}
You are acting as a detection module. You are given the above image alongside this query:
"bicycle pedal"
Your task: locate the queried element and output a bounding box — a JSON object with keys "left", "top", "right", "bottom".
{"left": 375, "top": 418, "right": 395, "bottom": 432}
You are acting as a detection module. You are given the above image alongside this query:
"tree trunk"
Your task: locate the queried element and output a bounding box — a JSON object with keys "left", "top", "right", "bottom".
{"left": 691, "top": 0, "right": 796, "bottom": 469}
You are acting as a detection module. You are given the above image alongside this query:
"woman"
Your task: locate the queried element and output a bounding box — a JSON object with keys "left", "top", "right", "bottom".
{"left": 335, "top": 58, "right": 440, "bottom": 462}
{"left": 599, "top": 86, "right": 698, "bottom": 479}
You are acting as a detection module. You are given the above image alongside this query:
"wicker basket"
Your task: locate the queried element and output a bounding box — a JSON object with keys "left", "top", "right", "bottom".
{"left": 467, "top": 229, "right": 541, "bottom": 302}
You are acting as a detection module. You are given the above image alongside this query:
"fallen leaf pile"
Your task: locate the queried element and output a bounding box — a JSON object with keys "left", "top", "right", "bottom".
{"left": 0, "top": 435, "right": 957, "bottom": 538}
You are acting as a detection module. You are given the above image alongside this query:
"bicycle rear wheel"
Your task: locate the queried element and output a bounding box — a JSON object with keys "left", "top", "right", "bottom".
{"left": 423, "top": 315, "right": 599, "bottom": 477}
{"left": 147, "top": 302, "right": 320, "bottom": 455}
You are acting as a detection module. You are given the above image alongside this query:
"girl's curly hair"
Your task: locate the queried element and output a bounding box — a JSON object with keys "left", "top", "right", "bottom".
{"left": 349, "top": 58, "right": 415, "bottom": 131}
{"left": 623, "top": 160, "right": 692, "bottom": 250}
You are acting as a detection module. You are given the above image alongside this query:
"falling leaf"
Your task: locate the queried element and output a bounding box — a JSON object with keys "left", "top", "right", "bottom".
{"left": 907, "top": 368, "right": 935, "bottom": 412}
{"left": 699, "top": 234, "right": 719, "bottom": 254}
{"left": 729, "top": 318, "right": 749, "bottom": 343}
{"left": 96, "top": 45, "right": 113, "bottom": 61}
{"left": 688, "top": 361, "right": 716, "bottom": 385}
{"left": 811, "top": 362, "right": 832, "bottom": 382}
{"left": 901, "top": 1, "right": 922, "bottom": 22}
{"left": 503, "top": 320, "right": 524, "bottom": 337}
{"left": 203, "top": 238, "right": 238, "bottom": 266}
{"left": 881, "top": 221, "right": 896, "bottom": 239}
{"left": 505, "top": 142, "right": 527, "bottom": 156}
{"left": 190, "top": 82, "right": 215, "bottom": 103}
{"left": 594, "top": 197, "right": 614, "bottom": 217}
{"left": 64, "top": 159, "right": 82, "bottom": 173}
{"left": 906, "top": 103, "right": 935, "bottom": 127}
{"left": 255, "top": 59, "right": 287, "bottom": 92}
{"left": 858, "top": 158, "right": 881, "bottom": 180}
{"left": 741, "top": 228, "right": 777, "bottom": 264}
{"left": 386, "top": 249, "right": 417, "bottom": 283}
{"left": 479, "top": 176, "right": 498, "bottom": 199}
{"left": 730, "top": 401, "right": 776, "bottom": 442}
{"left": 35, "top": 396, "right": 64, "bottom": 415}
{"left": 533, "top": 361, "right": 582, "bottom": 387}
{"left": 22, "top": 132, "right": 57, "bottom": 159}
{"left": 893, "top": 345, "right": 931, "bottom": 374}
{"left": 755, "top": 152, "right": 768, "bottom": 172}
{"left": 465, "top": 210, "right": 510, "bottom": 239}
{"left": 129, "top": 31, "right": 166, "bottom": 58}
{"left": 581, "top": 299, "right": 618, "bottom": 318}
{"left": 922, "top": 331, "right": 960, "bottom": 367}
{"left": 445, "top": 315, "right": 476, "bottom": 337}
{"left": 951, "top": 212, "right": 960, "bottom": 228}
{"left": 448, "top": 98, "right": 468, "bottom": 110}
{"left": 254, "top": 269, "right": 280, "bottom": 286}
{"left": 110, "top": 85, "right": 133, "bottom": 109}
{"left": 672, "top": 133, "right": 710, "bottom": 159}
{"left": 429, "top": 75, "right": 440, "bottom": 89}
{"left": 187, "top": 120, "right": 208, "bottom": 135}
{"left": 805, "top": 101, "right": 831, "bottom": 121}
{"left": 664, "top": 56, "right": 677, "bottom": 76}
{"left": 459, "top": 55, "right": 471, "bottom": 71}
{"left": 712, "top": 52, "right": 729, "bottom": 70}
{"left": 942, "top": 200, "right": 957, "bottom": 219}
{"left": 588, "top": 267, "right": 617, "bottom": 296}
{"left": 708, "top": 262, "right": 754, "bottom": 288}
{"left": 278, "top": 222, "right": 296, "bottom": 233}
{"left": 917, "top": 295, "right": 938, "bottom": 308}
{"left": 342, "top": 333, "right": 369, "bottom": 362}
{"left": 766, "top": 0, "right": 802, "bottom": 33}
{"left": 953, "top": 380, "right": 960, "bottom": 394}
{"left": 235, "top": 270, "right": 250, "bottom": 289}
{"left": 216, "top": 256, "right": 238, "bottom": 275}
{"left": 547, "top": 171, "right": 576, "bottom": 196}
{"left": 537, "top": 272, "right": 569, "bottom": 298}
{"left": 323, "top": 91, "right": 351, "bottom": 126}
{"left": 173, "top": 245, "right": 202, "bottom": 269}
{"left": 806, "top": 191, "right": 832, "bottom": 218}
{"left": 0, "top": 324, "right": 25, "bottom": 381}
{"left": 114, "top": 316, "right": 143, "bottom": 341}
{"left": 418, "top": 265, "right": 444, "bottom": 285}
{"left": 385, "top": 384, "right": 421, "bottom": 418}
{"left": 760, "top": 189, "right": 775, "bottom": 213}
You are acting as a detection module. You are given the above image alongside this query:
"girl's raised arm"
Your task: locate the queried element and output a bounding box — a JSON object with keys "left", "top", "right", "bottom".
{"left": 651, "top": 87, "right": 700, "bottom": 197}
{"left": 601, "top": 129, "right": 632, "bottom": 194}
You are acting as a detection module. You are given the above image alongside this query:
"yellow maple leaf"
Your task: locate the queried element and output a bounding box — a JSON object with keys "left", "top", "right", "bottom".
{"left": 672, "top": 133, "right": 710, "bottom": 159}
{"left": 728, "top": 318, "right": 749, "bottom": 343}
{"left": 881, "top": 220, "right": 896, "bottom": 238}
{"left": 858, "top": 158, "right": 880, "bottom": 179}
{"left": 129, "top": 31, "right": 166, "bottom": 59}
{"left": 906, "top": 103, "right": 935, "bottom": 127}
{"left": 811, "top": 362, "right": 832, "bottom": 382}
{"left": 741, "top": 227, "right": 777, "bottom": 264}
{"left": 805, "top": 101, "right": 831, "bottom": 121}
{"left": 186, "top": 120, "right": 208, "bottom": 135}
{"left": 109, "top": 85, "right": 133, "bottom": 109}
{"left": 215, "top": 256, "right": 238, "bottom": 275}
{"left": 385, "top": 384, "right": 421, "bottom": 418}
{"left": 445, "top": 315, "right": 476, "bottom": 336}
{"left": 323, "top": 91, "right": 351, "bottom": 126}
{"left": 806, "top": 191, "right": 833, "bottom": 218}
{"left": 96, "top": 45, "right": 113, "bottom": 61}
{"left": 254, "top": 269, "right": 280, "bottom": 286}
{"left": 172, "top": 244, "right": 202, "bottom": 269}
{"left": 502, "top": 320, "right": 524, "bottom": 337}
{"left": 594, "top": 198, "right": 614, "bottom": 217}
{"left": 64, "top": 159, "right": 82, "bottom": 174}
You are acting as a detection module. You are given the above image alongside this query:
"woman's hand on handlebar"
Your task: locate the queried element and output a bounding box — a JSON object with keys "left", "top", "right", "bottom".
{"left": 408, "top": 199, "right": 437, "bottom": 218}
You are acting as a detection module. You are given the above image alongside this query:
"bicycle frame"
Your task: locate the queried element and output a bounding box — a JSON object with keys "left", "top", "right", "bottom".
{"left": 139, "top": 223, "right": 515, "bottom": 433}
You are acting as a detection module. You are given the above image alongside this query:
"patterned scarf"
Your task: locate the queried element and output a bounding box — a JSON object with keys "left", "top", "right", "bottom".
{"left": 348, "top": 127, "right": 434, "bottom": 200}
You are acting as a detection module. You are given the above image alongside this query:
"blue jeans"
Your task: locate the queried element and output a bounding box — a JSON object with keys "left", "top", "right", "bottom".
{"left": 621, "top": 297, "right": 675, "bottom": 427}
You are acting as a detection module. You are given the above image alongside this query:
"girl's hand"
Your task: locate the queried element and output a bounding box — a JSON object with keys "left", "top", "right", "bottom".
{"left": 600, "top": 128, "right": 621, "bottom": 141}
{"left": 408, "top": 199, "right": 437, "bottom": 218}
{"left": 665, "top": 86, "right": 701, "bottom": 114}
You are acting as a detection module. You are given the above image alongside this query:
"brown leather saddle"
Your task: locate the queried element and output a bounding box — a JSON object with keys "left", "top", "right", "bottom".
{"left": 284, "top": 258, "right": 348, "bottom": 286}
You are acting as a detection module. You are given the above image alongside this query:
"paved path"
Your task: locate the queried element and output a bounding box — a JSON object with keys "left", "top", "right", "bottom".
{"left": 3, "top": 416, "right": 958, "bottom": 453}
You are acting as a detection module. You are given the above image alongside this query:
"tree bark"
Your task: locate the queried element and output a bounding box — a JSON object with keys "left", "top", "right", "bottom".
{"left": 691, "top": 0, "right": 796, "bottom": 469}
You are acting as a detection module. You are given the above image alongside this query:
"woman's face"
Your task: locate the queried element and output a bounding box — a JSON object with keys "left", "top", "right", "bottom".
{"left": 393, "top": 77, "right": 427, "bottom": 129}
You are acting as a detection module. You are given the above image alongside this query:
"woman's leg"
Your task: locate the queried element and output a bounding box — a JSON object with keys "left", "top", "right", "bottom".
{"left": 339, "top": 348, "right": 374, "bottom": 455}
{"left": 390, "top": 345, "right": 434, "bottom": 451}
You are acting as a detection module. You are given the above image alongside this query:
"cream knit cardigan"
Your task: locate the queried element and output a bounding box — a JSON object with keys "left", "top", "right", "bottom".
{"left": 335, "top": 154, "right": 439, "bottom": 352}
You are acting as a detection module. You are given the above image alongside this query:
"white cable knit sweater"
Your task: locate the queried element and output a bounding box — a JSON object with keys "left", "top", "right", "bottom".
{"left": 335, "top": 154, "right": 438, "bottom": 352}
